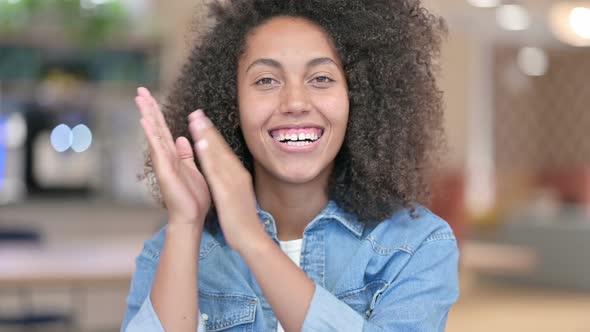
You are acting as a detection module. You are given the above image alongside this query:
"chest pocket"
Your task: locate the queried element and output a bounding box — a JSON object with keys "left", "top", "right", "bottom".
{"left": 336, "top": 280, "right": 389, "bottom": 319}
{"left": 198, "top": 291, "right": 257, "bottom": 331}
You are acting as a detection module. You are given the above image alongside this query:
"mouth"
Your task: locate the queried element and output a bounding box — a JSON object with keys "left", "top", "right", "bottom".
{"left": 268, "top": 127, "right": 325, "bottom": 147}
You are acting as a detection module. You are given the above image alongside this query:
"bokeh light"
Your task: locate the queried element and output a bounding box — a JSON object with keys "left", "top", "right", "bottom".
{"left": 71, "top": 124, "right": 93, "bottom": 152}
{"left": 549, "top": 3, "right": 590, "bottom": 47}
{"left": 467, "top": 0, "right": 500, "bottom": 8}
{"left": 496, "top": 4, "right": 531, "bottom": 31}
{"left": 517, "top": 47, "right": 549, "bottom": 77}
{"left": 5, "top": 112, "right": 27, "bottom": 148}
{"left": 0, "top": 116, "right": 6, "bottom": 191}
{"left": 570, "top": 7, "right": 590, "bottom": 39}
{"left": 50, "top": 124, "right": 72, "bottom": 152}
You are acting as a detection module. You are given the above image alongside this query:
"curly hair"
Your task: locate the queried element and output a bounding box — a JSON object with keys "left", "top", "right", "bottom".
{"left": 145, "top": 0, "right": 447, "bottom": 233}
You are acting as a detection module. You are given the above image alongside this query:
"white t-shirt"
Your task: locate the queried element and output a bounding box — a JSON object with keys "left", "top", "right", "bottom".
{"left": 197, "top": 238, "right": 303, "bottom": 332}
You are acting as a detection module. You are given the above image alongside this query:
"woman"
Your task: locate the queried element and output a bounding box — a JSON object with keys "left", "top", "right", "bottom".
{"left": 122, "top": 0, "right": 458, "bottom": 331}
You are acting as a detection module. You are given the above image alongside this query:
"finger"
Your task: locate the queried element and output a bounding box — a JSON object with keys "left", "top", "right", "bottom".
{"left": 135, "top": 95, "right": 155, "bottom": 125}
{"left": 176, "top": 136, "right": 211, "bottom": 211}
{"left": 188, "top": 110, "right": 231, "bottom": 151}
{"left": 136, "top": 94, "right": 176, "bottom": 154}
{"left": 175, "top": 136, "right": 197, "bottom": 170}
{"left": 140, "top": 118, "right": 170, "bottom": 173}
{"left": 137, "top": 87, "right": 168, "bottom": 134}
{"left": 188, "top": 111, "right": 245, "bottom": 201}
{"left": 136, "top": 96, "right": 167, "bottom": 146}
{"left": 138, "top": 87, "right": 175, "bottom": 145}
{"left": 188, "top": 110, "right": 233, "bottom": 174}
{"left": 177, "top": 160, "right": 210, "bottom": 218}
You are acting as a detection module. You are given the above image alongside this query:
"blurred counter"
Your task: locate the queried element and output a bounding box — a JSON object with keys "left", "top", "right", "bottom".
{"left": 0, "top": 198, "right": 165, "bottom": 242}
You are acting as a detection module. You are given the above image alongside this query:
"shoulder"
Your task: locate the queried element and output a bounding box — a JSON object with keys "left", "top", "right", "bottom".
{"left": 364, "top": 205, "right": 457, "bottom": 256}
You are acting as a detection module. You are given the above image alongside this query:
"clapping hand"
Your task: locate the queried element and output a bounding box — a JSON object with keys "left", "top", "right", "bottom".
{"left": 187, "top": 109, "right": 265, "bottom": 252}
{"left": 136, "top": 87, "right": 264, "bottom": 250}
{"left": 135, "top": 87, "right": 211, "bottom": 225}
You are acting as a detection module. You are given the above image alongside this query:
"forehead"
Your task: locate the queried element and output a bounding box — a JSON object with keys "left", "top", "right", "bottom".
{"left": 240, "top": 16, "right": 341, "bottom": 67}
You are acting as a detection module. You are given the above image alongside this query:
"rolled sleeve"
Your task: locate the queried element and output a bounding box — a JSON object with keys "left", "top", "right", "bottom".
{"left": 302, "top": 284, "right": 364, "bottom": 331}
{"left": 125, "top": 293, "right": 165, "bottom": 332}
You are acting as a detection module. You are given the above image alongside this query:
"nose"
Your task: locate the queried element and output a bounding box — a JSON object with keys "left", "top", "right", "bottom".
{"left": 279, "top": 82, "right": 311, "bottom": 116}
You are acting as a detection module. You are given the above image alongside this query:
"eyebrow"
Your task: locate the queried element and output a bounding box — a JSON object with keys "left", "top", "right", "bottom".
{"left": 245, "top": 57, "right": 337, "bottom": 73}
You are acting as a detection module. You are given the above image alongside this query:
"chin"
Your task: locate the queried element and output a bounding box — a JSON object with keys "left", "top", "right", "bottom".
{"left": 277, "top": 170, "right": 319, "bottom": 184}
{"left": 272, "top": 163, "right": 326, "bottom": 184}
{"left": 253, "top": 156, "right": 334, "bottom": 186}
{"left": 278, "top": 173, "right": 317, "bottom": 185}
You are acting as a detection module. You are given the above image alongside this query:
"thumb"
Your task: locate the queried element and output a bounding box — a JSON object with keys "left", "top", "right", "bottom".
{"left": 175, "top": 136, "right": 197, "bottom": 170}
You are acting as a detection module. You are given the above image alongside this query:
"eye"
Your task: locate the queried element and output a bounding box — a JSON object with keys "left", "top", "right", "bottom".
{"left": 310, "top": 76, "right": 335, "bottom": 84}
{"left": 255, "top": 77, "right": 278, "bottom": 85}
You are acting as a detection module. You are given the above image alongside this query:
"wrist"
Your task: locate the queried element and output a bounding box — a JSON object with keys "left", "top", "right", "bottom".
{"left": 234, "top": 223, "right": 273, "bottom": 256}
{"left": 168, "top": 213, "right": 205, "bottom": 226}
{"left": 166, "top": 222, "right": 204, "bottom": 238}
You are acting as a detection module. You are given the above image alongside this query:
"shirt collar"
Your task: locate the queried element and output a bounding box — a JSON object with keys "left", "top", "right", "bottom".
{"left": 255, "top": 199, "right": 365, "bottom": 239}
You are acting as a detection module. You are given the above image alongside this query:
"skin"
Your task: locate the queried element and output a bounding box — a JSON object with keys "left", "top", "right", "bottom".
{"left": 135, "top": 17, "right": 349, "bottom": 332}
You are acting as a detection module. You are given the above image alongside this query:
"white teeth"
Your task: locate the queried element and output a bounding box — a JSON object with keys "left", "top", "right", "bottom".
{"left": 285, "top": 141, "right": 312, "bottom": 146}
{"left": 271, "top": 130, "right": 323, "bottom": 143}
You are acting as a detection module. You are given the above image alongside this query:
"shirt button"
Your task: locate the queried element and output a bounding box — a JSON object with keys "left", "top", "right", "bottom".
{"left": 201, "top": 313, "right": 208, "bottom": 321}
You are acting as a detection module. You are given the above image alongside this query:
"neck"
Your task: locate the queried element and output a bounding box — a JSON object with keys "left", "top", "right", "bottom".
{"left": 254, "top": 163, "right": 332, "bottom": 241}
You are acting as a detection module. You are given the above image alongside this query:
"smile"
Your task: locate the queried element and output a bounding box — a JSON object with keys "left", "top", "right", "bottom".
{"left": 269, "top": 127, "right": 324, "bottom": 146}
{"left": 268, "top": 127, "right": 325, "bottom": 152}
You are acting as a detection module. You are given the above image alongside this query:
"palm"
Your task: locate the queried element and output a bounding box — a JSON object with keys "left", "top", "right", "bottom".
{"left": 135, "top": 87, "right": 211, "bottom": 224}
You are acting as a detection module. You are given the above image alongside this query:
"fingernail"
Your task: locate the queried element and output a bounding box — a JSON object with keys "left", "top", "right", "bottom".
{"left": 195, "top": 118, "right": 211, "bottom": 131}
{"left": 138, "top": 87, "right": 149, "bottom": 95}
{"left": 188, "top": 109, "right": 204, "bottom": 121}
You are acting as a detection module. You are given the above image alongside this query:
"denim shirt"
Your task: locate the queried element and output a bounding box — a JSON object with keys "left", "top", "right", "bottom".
{"left": 121, "top": 200, "right": 459, "bottom": 331}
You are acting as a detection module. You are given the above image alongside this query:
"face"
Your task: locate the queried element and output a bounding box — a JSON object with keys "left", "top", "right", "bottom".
{"left": 237, "top": 16, "right": 349, "bottom": 185}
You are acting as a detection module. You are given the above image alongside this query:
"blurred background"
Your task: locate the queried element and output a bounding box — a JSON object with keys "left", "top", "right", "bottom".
{"left": 0, "top": 0, "right": 588, "bottom": 331}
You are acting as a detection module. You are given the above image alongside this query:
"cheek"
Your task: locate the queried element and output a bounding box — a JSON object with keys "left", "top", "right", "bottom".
{"left": 315, "top": 93, "right": 349, "bottom": 130}
{"left": 238, "top": 94, "right": 276, "bottom": 141}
